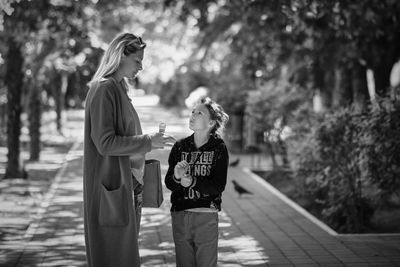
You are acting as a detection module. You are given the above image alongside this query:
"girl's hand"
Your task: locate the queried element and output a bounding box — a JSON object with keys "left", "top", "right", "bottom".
{"left": 174, "top": 160, "right": 189, "bottom": 179}
{"left": 180, "top": 174, "right": 193, "bottom": 188}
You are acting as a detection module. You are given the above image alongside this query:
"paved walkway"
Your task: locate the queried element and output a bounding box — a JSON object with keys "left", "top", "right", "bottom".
{"left": 1, "top": 96, "right": 400, "bottom": 267}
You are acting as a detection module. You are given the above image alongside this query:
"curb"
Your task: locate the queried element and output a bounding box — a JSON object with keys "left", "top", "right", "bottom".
{"left": 244, "top": 167, "right": 400, "bottom": 237}
{"left": 242, "top": 167, "right": 339, "bottom": 236}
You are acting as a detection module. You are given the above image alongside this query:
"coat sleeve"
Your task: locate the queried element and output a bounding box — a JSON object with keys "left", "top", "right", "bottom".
{"left": 165, "top": 143, "right": 182, "bottom": 192}
{"left": 89, "top": 84, "right": 151, "bottom": 156}
{"left": 191, "top": 143, "right": 229, "bottom": 195}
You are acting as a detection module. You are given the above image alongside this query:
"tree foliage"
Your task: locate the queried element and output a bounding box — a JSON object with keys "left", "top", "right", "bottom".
{"left": 1, "top": 0, "right": 201, "bottom": 175}
{"left": 165, "top": 0, "right": 400, "bottom": 105}
{"left": 1, "top": 0, "right": 105, "bottom": 173}
{"left": 164, "top": 0, "right": 400, "bottom": 233}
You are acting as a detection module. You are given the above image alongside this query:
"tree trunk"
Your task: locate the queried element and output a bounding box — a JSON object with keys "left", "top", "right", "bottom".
{"left": 265, "top": 141, "right": 278, "bottom": 169}
{"left": 0, "top": 98, "right": 6, "bottom": 135}
{"left": 28, "top": 84, "right": 41, "bottom": 161}
{"left": 227, "top": 114, "right": 243, "bottom": 153}
{"left": 277, "top": 137, "right": 289, "bottom": 168}
{"left": 372, "top": 63, "right": 392, "bottom": 98}
{"left": 351, "top": 62, "right": 369, "bottom": 111}
{"left": 332, "top": 65, "right": 353, "bottom": 108}
{"left": 312, "top": 58, "right": 331, "bottom": 111}
{"left": 4, "top": 38, "right": 26, "bottom": 179}
{"left": 55, "top": 72, "right": 68, "bottom": 133}
{"left": 27, "top": 39, "right": 56, "bottom": 160}
{"left": 367, "top": 40, "right": 399, "bottom": 98}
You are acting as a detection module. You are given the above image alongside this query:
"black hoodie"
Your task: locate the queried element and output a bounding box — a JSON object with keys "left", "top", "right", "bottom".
{"left": 165, "top": 133, "right": 229, "bottom": 212}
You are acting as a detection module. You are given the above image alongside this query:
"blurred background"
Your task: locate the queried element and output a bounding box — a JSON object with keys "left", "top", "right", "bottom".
{"left": 1, "top": 0, "right": 400, "bottom": 236}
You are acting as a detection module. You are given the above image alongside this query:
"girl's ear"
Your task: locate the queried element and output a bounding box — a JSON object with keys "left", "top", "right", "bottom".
{"left": 209, "top": 120, "right": 216, "bottom": 128}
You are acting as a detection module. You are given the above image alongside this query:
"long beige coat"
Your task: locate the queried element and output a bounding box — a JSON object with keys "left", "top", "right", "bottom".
{"left": 83, "top": 77, "right": 151, "bottom": 267}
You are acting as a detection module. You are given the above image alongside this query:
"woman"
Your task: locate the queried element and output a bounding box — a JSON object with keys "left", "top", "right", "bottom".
{"left": 83, "top": 32, "right": 174, "bottom": 267}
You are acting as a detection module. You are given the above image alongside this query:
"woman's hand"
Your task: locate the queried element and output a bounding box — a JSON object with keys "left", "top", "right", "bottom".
{"left": 174, "top": 160, "right": 189, "bottom": 179}
{"left": 150, "top": 132, "right": 176, "bottom": 149}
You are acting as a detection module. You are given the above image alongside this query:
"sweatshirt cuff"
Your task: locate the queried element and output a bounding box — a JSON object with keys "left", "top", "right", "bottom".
{"left": 189, "top": 175, "right": 197, "bottom": 188}
{"left": 173, "top": 175, "right": 181, "bottom": 184}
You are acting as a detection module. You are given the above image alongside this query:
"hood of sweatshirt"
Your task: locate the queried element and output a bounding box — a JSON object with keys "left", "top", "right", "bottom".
{"left": 184, "top": 133, "right": 224, "bottom": 151}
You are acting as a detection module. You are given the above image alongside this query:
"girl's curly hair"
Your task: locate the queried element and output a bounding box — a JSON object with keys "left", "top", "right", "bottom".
{"left": 200, "top": 97, "right": 229, "bottom": 137}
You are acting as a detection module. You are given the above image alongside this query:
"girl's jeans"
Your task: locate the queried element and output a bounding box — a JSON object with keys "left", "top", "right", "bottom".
{"left": 133, "top": 181, "right": 143, "bottom": 234}
{"left": 171, "top": 211, "right": 218, "bottom": 267}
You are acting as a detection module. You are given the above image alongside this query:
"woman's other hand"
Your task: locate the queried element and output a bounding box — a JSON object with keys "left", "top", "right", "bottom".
{"left": 150, "top": 132, "right": 176, "bottom": 149}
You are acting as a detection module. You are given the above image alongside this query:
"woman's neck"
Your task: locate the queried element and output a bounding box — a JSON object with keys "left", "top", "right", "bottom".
{"left": 194, "top": 131, "right": 210, "bottom": 148}
{"left": 110, "top": 74, "right": 128, "bottom": 91}
{"left": 111, "top": 72, "right": 124, "bottom": 82}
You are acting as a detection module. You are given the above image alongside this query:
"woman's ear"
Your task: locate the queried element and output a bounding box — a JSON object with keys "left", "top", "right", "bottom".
{"left": 120, "top": 54, "right": 129, "bottom": 67}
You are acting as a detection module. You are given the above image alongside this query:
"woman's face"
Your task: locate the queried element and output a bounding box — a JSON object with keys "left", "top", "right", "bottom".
{"left": 189, "top": 104, "right": 214, "bottom": 132}
{"left": 120, "top": 49, "right": 144, "bottom": 79}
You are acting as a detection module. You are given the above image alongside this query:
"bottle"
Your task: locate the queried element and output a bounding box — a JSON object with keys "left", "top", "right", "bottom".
{"left": 159, "top": 122, "right": 166, "bottom": 134}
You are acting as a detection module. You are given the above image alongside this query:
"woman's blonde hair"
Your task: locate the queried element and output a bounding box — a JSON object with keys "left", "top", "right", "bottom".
{"left": 88, "top": 32, "right": 146, "bottom": 87}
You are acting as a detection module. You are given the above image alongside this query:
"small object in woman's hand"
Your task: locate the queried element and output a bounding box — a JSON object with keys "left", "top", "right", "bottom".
{"left": 159, "top": 122, "right": 166, "bottom": 134}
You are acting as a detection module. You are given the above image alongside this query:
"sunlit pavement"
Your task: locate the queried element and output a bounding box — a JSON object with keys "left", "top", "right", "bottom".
{"left": 1, "top": 94, "right": 400, "bottom": 267}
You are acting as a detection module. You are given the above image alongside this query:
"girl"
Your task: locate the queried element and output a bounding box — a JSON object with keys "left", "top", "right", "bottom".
{"left": 165, "top": 97, "right": 229, "bottom": 267}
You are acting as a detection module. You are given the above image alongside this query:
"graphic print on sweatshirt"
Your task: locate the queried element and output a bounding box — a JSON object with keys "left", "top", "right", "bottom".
{"left": 181, "top": 151, "right": 214, "bottom": 200}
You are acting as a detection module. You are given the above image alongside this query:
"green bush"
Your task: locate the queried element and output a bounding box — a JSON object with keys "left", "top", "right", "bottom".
{"left": 362, "top": 98, "right": 400, "bottom": 205}
{"left": 245, "top": 80, "right": 312, "bottom": 167}
{"left": 316, "top": 108, "right": 373, "bottom": 233}
{"left": 286, "top": 105, "right": 327, "bottom": 215}
{"left": 292, "top": 97, "right": 400, "bottom": 233}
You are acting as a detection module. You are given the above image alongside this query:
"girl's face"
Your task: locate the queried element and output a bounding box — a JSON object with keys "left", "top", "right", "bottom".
{"left": 189, "top": 104, "right": 215, "bottom": 132}
{"left": 120, "top": 49, "right": 144, "bottom": 79}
